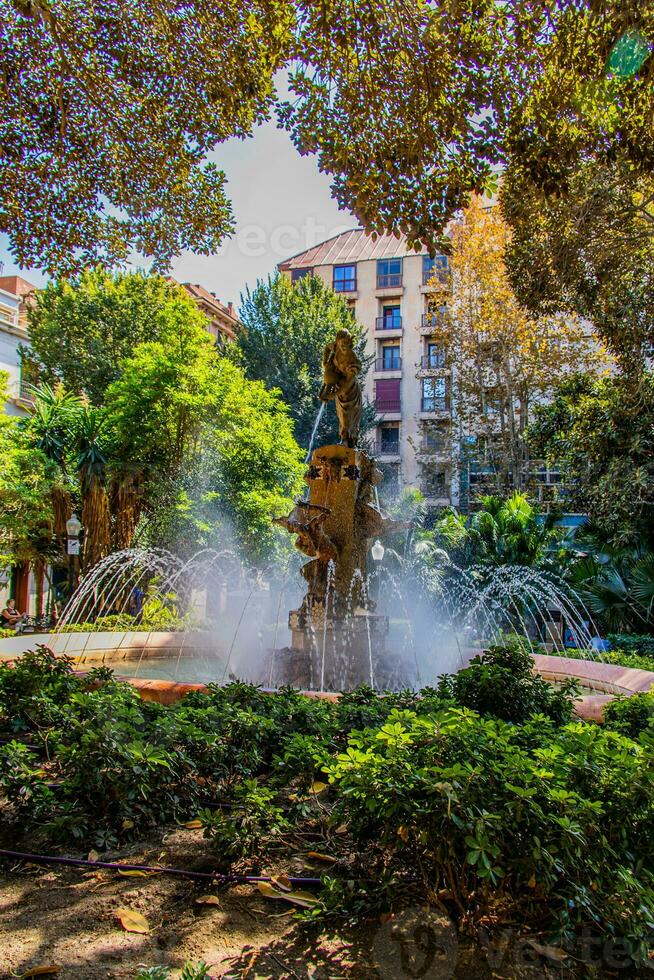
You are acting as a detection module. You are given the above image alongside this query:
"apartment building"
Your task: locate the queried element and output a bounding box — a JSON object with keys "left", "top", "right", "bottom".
{"left": 0, "top": 273, "right": 38, "bottom": 416}
{"left": 279, "top": 230, "right": 455, "bottom": 507}
{"left": 180, "top": 282, "right": 241, "bottom": 345}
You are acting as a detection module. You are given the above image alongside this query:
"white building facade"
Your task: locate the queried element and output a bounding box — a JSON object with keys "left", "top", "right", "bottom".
{"left": 0, "top": 275, "right": 37, "bottom": 416}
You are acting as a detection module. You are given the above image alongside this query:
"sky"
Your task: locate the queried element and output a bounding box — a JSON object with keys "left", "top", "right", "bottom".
{"left": 0, "top": 117, "right": 358, "bottom": 312}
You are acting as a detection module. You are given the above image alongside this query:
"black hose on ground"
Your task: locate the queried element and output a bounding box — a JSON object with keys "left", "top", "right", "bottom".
{"left": 0, "top": 848, "right": 322, "bottom": 887}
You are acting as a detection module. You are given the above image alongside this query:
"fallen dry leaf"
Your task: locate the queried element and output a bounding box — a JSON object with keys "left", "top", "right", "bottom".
{"left": 528, "top": 941, "right": 569, "bottom": 962}
{"left": 87, "top": 849, "right": 100, "bottom": 863}
{"left": 122, "top": 818, "right": 134, "bottom": 830}
{"left": 195, "top": 894, "right": 220, "bottom": 906}
{"left": 256, "top": 882, "right": 319, "bottom": 909}
{"left": 309, "top": 781, "right": 327, "bottom": 795}
{"left": 115, "top": 907, "right": 150, "bottom": 934}
{"left": 306, "top": 851, "right": 336, "bottom": 863}
{"left": 270, "top": 874, "right": 292, "bottom": 891}
{"left": 184, "top": 819, "right": 203, "bottom": 829}
{"left": 334, "top": 823, "right": 348, "bottom": 834}
{"left": 20, "top": 968, "right": 60, "bottom": 978}
{"left": 117, "top": 869, "right": 159, "bottom": 878}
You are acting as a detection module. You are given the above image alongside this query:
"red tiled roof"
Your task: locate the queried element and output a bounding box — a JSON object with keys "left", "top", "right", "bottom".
{"left": 0, "top": 275, "right": 38, "bottom": 300}
{"left": 278, "top": 229, "right": 429, "bottom": 270}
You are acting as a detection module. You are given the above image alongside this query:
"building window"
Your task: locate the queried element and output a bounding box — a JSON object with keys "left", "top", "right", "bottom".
{"left": 422, "top": 302, "right": 447, "bottom": 329}
{"left": 377, "top": 258, "right": 403, "bottom": 289}
{"left": 291, "top": 267, "right": 313, "bottom": 283}
{"left": 333, "top": 264, "right": 357, "bottom": 292}
{"left": 422, "top": 466, "right": 447, "bottom": 497}
{"left": 422, "top": 423, "right": 447, "bottom": 453}
{"left": 383, "top": 304, "right": 401, "bottom": 328}
{"left": 379, "top": 344, "right": 401, "bottom": 370}
{"left": 421, "top": 377, "right": 447, "bottom": 412}
{"left": 422, "top": 255, "right": 448, "bottom": 285}
{"left": 422, "top": 342, "right": 446, "bottom": 369}
{"left": 375, "top": 378, "right": 401, "bottom": 413}
{"left": 376, "top": 304, "right": 402, "bottom": 331}
{"left": 378, "top": 422, "right": 400, "bottom": 456}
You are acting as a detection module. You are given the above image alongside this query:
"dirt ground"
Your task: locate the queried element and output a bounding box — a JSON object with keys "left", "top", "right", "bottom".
{"left": 0, "top": 826, "right": 627, "bottom": 979}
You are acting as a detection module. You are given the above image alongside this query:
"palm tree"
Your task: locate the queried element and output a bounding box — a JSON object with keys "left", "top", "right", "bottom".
{"left": 28, "top": 384, "right": 82, "bottom": 541}
{"left": 435, "top": 493, "right": 562, "bottom": 569}
{"left": 76, "top": 407, "right": 111, "bottom": 570}
{"left": 570, "top": 523, "right": 654, "bottom": 632}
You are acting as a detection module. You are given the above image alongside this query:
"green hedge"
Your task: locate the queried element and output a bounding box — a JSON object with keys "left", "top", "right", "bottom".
{"left": 555, "top": 647, "right": 654, "bottom": 673}
{"left": 607, "top": 634, "right": 654, "bottom": 657}
{"left": 604, "top": 693, "right": 654, "bottom": 741}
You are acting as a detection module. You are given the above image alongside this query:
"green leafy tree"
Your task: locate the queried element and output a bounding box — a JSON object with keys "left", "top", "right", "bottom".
{"left": 0, "top": 373, "right": 58, "bottom": 571}
{"left": 236, "top": 272, "right": 371, "bottom": 450}
{"left": 528, "top": 372, "right": 654, "bottom": 547}
{"left": 502, "top": 159, "right": 654, "bottom": 369}
{"left": 105, "top": 335, "right": 304, "bottom": 563}
{"left": 25, "top": 269, "right": 210, "bottom": 404}
{"left": 4, "top": 1, "right": 654, "bottom": 271}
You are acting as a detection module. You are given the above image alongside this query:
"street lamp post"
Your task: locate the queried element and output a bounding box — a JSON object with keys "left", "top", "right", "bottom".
{"left": 66, "top": 513, "right": 82, "bottom": 598}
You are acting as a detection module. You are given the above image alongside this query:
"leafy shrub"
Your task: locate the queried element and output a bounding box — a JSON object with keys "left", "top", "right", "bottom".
{"left": 436, "top": 637, "right": 578, "bottom": 724}
{"left": 134, "top": 964, "right": 210, "bottom": 980}
{"left": 604, "top": 693, "right": 654, "bottom": 740}
{"left": 0, "top": 627, "right": 15, "bottom": 639}
{"left": 607, "top": 633, "right": 654, "bottom": 657}
{"left": 0, "top": 649, "right": 652, "bottom": 963}
{"left": 324, "top": 708, "right": 654, "bottom": 959}
{"left": 57, "top": 613, "right": 193, "bottom": 633}
{"left": 199, "top": 778, "right": 288, "bottom": 859}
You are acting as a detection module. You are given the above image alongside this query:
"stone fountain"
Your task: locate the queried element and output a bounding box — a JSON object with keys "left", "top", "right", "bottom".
{"left": 269, "top": 329, "right": 407, "bottom": 691}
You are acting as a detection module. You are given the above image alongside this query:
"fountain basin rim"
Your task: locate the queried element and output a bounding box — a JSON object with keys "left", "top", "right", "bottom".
{"left": 0, "top": 630, "right": 217, "bottom": 663}
{"left": 86, "top": 673, "right": 617, "bottom": 722}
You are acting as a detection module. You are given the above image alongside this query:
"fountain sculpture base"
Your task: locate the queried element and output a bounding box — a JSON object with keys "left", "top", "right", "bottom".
{"left": 270, "top": 443, "right": 411, "bottom": 691}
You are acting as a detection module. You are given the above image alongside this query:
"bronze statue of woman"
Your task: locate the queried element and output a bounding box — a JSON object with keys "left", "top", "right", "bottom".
{"left": 319, "top": 328, "right": 362, "bottom": 448}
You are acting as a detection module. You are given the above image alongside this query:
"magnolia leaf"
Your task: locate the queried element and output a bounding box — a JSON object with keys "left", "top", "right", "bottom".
{"left": 306, "top": 851, "right": 336, "bottom": 863}
{"left": 257, "top": 881, "right": 279, "bottom": 899}
{"left": 20, "top": 968, "right": 60, "bottom": 978}
{"left": 195, "top": 895, "right": 220, "bottom": 906}
{"left": 281, "top": 890, "right": 320, "bottom": 909}
{"left": 115, "top": 907, "right": 150, "bottom": 934}
{"left": 184, "top": 819, "right": 203, "bottom": 829}
{"left": 256, "top": 882, "right": 319, "bottom": 908}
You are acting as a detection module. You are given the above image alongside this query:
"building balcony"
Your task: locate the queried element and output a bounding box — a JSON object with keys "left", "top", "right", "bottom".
{"left": 376, "top": 273, "right": 403, "bottom": 289}
{"left": 420, "top": 312, "right": 446, "bottom": 333}
{"left": 333, "top": 279, "right": 357, "bottom": 293}
{"left": 375, "top": 315, "right": 402, "bottom": 332}
{"left": 376, "top": 439, "right": 401, "bottom": 458}
{"left": 375, "top": 397, "right": 401, "bottom": 414}
{"left": 420, "top": 397, "right": 450, "bottom": 415}
{"left": 416, "top": 441, "right": 450, "bottom": 460}
{"left": 374, "top": 357, "right": 402, "bottom": 372}
{"left": 420, "top": 354, "right": 447, "bottom": 370}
